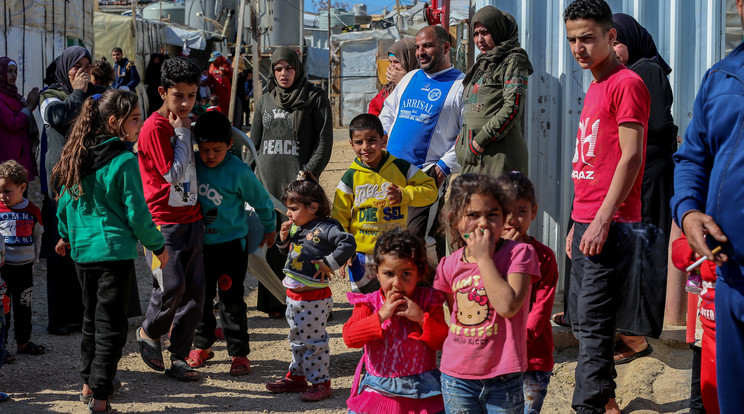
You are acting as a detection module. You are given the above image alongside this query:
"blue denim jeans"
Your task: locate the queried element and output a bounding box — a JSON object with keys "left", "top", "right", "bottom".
{"left": 523, "top": 370, "right": 552, "bottom": 413}
{"left": 441, "top": 372, "right": 524, "bottom": 414}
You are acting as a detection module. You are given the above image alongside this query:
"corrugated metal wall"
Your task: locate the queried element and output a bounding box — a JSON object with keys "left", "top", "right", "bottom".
{"left": 475, "top": 0, "right": 735, "bottom": 279}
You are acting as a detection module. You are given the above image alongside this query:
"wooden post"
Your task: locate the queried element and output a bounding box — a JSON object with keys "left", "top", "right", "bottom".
{"left": 327, "top": 3, "right": 332, "bottom": 118}
{"left": 299, "top": 0, "right": 304, "bottom": 62}
{"left": 252, "top": 0, "right": 261, "bottom": 102}
{"left": 229, "top": 0, "right": 247, "bottom": 123}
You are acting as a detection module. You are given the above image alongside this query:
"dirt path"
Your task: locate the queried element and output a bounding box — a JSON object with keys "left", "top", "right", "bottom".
{"left": 0, "top": 134, "right": 693, "bottom": 413}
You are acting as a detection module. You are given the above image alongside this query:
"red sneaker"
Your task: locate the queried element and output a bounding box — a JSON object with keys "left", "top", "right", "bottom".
{"left": 266, "top": 374, "right": 308, "bottom": 393}
{"left": 299, "top": 381, "right": 332, "bottom": 402}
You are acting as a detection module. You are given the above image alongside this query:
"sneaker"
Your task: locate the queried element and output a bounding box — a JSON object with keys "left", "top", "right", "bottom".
{"left": 266, "top": 374, "right": 308, "bottom": 393}
{"left": 299, "top": 381, "right": 332, "bottom": 402}
{"left": 214, "top": 327, "right": 225, "bottom": 340}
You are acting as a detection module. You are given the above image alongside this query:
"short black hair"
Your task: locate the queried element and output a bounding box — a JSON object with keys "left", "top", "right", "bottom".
{"left": 496, "top": 171, "right": 536, "bottom": 207}
{"left": 349, "top": 113, "right": 384, "bottom": 139}
{"left": 111, "top": 47, "right": 123, "bottom": 54}
{"left": 563, "top": 0, "right": 613, "bottom": 31}
{"left": 161, "top": 56, "right": 201, "bottom": 90}
{"left": 194, "top": 111, "right": 232, "bottom": 144}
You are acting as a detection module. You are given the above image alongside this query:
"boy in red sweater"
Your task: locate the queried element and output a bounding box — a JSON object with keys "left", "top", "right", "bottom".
{"left": 497, "top": 172, "right": 559, "bottom": 413}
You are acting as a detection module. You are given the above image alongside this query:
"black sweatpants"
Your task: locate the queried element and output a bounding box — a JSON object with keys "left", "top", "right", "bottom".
{"left": 569, "top": 222, "right": 633, "bottom": 414}
{"left": 142, "top": 221, "right": 205, "bottom": 360}
{"left": 43, "top": 195, "right": 84, "bottom": 332}
{"left": 2, "top": 263, "right": 34, "bottom": 345}
{"left": 76, "top": 260, "right": 133, "bottom": 401}
{"left": 194, "top": 238, "right": 251, "bottom": 356}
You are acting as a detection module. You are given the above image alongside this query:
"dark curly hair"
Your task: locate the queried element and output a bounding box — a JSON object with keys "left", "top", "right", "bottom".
{"left": 373, "top": 227, "right": 433, "bottom": 286}
{"left": 282, "top": 170, "right": 331, "bottom": 220}
{"left": 563, "top": 0, "right": 613, "bottom": 31}
{"left": 441, "top": 173, "right": 509, "bottom": 249}
{"left": 496, "top": 171, "right": 536, "bottom": 207}
{"left": 161, "top": 56, "right": 201, "bottom": 89}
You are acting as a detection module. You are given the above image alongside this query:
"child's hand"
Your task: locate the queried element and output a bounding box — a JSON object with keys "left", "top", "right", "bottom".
{"left": 168, "top": 110, "right": 191, "bottom": 129}
{"left": 395, "top": 296, "right": 425, "bottom": 326}
{"left": 55, "top": 239, "right": 70, "bottom": 256}
{"left": 465, "top": 228, "right": 495, "bottom": 262}
{"left": 279, "top": 220, "right": 293, "bottom": 242}
{"left": 502, "top": 226, "right": 521, "bottom": 241}
{"left": 311, "top": 260, "right": 333, "bottom": 283}
{"left": 261, "top": 231, "right": 277, "bottom": 248}
{"left": 156, "top": 249, "right": 170, "bottom": 268}
{"left": 386, "top": 184, "right": 402, "bottom": 205}
{"left": 378, "top": 291, "right": 405, "bottom": 323}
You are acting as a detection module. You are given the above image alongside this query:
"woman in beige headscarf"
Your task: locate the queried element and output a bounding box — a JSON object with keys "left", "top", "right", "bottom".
{"left": 368, "top": 38, "right": 419, "bottom": 116}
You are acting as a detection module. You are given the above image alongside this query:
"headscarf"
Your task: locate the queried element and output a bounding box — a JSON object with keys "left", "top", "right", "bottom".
{"left": 145, "top": 53, "right": 164, "bottom": 86}
{"left": 0, "top": 57, "right": 21, "bottom": 101}
{"left": 383, "top": 38, "right": 419, "bottom": 93}
{"left": 463, "top": 6, "right": 533, "bottom": 87}
{"left": 53, "top": 46, "right": 92, "bottom": 94}
{"left": 613, "top": 13, "right": 671, "bottom": 75}
{"left": 268, "top": 47, "right": 321, "bottom": 133}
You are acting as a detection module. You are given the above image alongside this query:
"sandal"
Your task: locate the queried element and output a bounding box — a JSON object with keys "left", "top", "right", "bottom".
{"left": 88, "top": 398, "right": 111, "bottom": 414}
{"left": 80, "top": 376, "right": 121, "bottom": 404}
{"left": 17, "top": 341, "right": 45, "bottom": 355}
{"left": 614, "top": 344, "right": 653, "bottom": 365}
{"left": 2, "top": 350, "right": 15, "bottom": 365}
{"left": 229, "top": 356, "right": 251, "bottom": 376}
{"left": 552, "top": 312, "right": 570, "bottom": 327}
{"left": 0, "top": 392, "right": 8, "bottom": 403}
{"left": 136, "top": 327, "right": 164, "bottom": 372}
{"left": 186, "top": 348, "right": 214, "bottom": 368}
{"left": 165, "top": 359, "right": 200, "bottom": 382}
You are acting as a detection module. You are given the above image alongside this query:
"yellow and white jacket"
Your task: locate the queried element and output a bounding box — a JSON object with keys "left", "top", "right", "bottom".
{"left": 332, "top": 151, "right": 437, "bottom": 254}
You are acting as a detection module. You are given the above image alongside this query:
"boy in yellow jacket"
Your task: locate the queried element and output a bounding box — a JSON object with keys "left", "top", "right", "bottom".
{"left": 332, "top": 114, "right": 437, "bottom": 292}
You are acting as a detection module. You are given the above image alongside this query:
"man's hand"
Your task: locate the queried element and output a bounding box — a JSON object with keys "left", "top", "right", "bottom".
{"left": 434, "top": 165, "right": 446, "bottom": 188}
{"left": 681, "top": 211, "right": 728, "bottom": 266}
{"left": 386, "top": 184, "right": 402, "bottom": 205}
{"left": 565, "top": 224, "right": 574, "bottom": 259}
{"left": 260, "top": 231, "right": 277, "bottom": 248}
{"left": 580, "top": 214, "right": 611, "bottom": 257}
{"left": 156, "top": 249, "right": 170, "bottom": 268}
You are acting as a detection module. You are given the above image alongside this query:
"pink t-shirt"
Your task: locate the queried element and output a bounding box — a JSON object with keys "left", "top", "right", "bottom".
{"left": 571, "top": 65, "right": 650, "bottom": 223}
{"left": 434, "top": 240, "right": 540, "bottom": 379}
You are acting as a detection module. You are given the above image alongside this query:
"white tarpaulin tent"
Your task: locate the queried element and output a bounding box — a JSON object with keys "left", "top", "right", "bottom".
{"left": 0, "top": 0, "right": 95, "bottom": 98}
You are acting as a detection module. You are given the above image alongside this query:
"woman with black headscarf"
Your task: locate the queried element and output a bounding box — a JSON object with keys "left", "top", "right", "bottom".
{"left": 368, "top": 38, "right": 419, "bottom": 116}
{"left": 249, "top": 47, "right": 333, "bottom": 317}
{"left": 456, "top": 5, "right": 533, "bottom": 177}
{"left": 144, "top": 53, "right": 164, "bottom": 116}
{"left": 39, "top": 46, "right": 106, "bottom": 335}
{"left": 611, "top": 13, "right": 678, "bottom": 366}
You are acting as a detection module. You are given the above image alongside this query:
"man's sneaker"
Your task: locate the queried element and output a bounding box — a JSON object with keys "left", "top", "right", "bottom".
{"left": 266, "top": 374, "right": 308, "bottom": 393}
{"left": 299, "top": 381, "right": 332, "bottom": 401}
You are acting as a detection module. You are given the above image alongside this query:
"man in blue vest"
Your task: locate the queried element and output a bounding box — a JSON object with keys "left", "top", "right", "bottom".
{"left": 379, "top": 25, "right": 464, "bottom": 243}
{"left": 112, "top": 47, "right": 140, "bottom": 91}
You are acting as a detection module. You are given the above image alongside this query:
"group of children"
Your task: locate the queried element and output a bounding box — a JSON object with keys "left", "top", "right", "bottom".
{"left": 0, "top": 50, "right": 561, "bottom": 413}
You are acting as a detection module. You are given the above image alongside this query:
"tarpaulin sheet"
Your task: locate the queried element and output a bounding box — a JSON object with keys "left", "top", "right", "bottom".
{"left": 165, "top": 25, "right": 207, "bottom": 50}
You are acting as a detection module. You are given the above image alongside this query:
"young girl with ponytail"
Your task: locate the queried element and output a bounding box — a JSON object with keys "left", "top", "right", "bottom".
{"left": 52, "top": 89, "right": 169, "bottom": 414}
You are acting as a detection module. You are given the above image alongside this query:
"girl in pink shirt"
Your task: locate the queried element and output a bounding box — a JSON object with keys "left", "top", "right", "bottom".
{"left": 343, "top": 227, "right": 449, "bottom": 414}
{"left": 434, "top": 174, "right": 540, "bottom": 413}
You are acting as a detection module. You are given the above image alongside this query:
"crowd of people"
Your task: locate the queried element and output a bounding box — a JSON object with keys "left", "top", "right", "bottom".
{"left": 0, "top": 0, "right": 741, "bottom": 412}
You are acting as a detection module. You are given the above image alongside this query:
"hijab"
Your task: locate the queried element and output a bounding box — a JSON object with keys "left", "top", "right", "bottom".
{"left": 612, "top": 13, "right": 671, "bottom": 75}
{"left": 383, "top": 38, "right": 419, "bottom": 93}
{"left": 0, "top": 57, "right": 21, "bottom": 101}
{"left": 268, "top": 47, "right": 321, "bottom": 133}
{"left": 463, "top": 6, "right": 533, "bottom": 87}
{"left": 145, "top": 53, "right": 164, "bottom": 86}
{"left": 53, "top": 46, "right": 92, "bottom": 94}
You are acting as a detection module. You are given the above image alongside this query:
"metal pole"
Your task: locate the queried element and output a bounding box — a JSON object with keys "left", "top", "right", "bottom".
{"left": 327, "top": 3, "right": 332, "bottom": 105}
{"left": 229, "top": 0, "right": 247, "bottom": 123}
{"left": 252, "top": 0, "right": 262, "bottom": 102}
{"left": 467, "top": 0, "right": 474, "bottom": 68}
{"left": 299, "top": 0, "right": 304, "bottom": 62}
{"left": 395, "top": 0, "right": 401, "bottom": 33}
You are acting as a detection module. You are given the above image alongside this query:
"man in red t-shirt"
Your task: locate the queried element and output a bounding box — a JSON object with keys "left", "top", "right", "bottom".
{"left": 563, "top": 1, "right": 650, "bottom": 413}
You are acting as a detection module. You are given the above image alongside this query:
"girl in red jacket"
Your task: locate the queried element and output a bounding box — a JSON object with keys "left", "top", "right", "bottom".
{"left": 343, "top": 227, "right": 448, "bottom": 413}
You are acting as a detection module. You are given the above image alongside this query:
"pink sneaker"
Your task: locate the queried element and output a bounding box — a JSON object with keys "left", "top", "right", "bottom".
{"left": 266, "top": 374, "right": 308, "bottom": 393}
{"left": 299, "top": 381, "right": 332, "bottom": 402}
